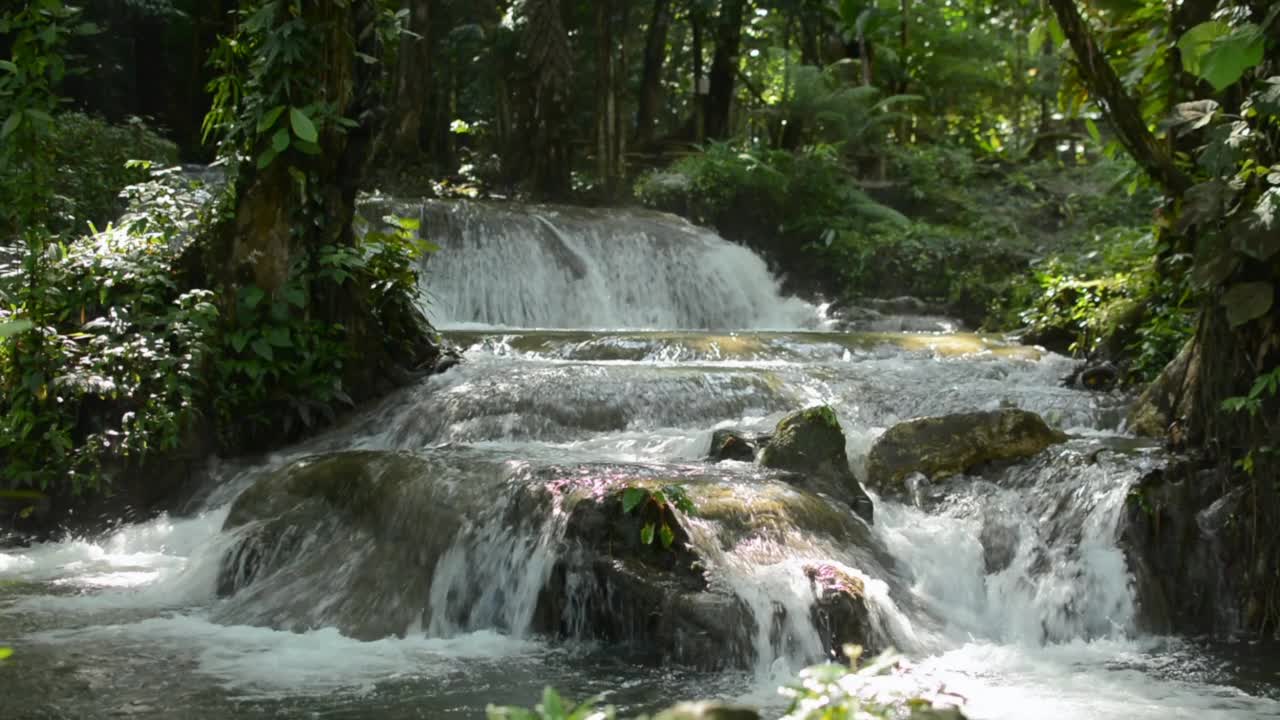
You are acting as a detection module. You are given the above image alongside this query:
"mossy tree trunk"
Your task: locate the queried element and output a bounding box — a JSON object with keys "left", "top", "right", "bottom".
{"left": 215, "top": 0, "right": 437, "bottom": 427}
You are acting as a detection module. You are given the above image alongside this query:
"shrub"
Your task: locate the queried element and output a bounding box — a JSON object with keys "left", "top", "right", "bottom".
{"left": 42, "top": 113, "right": 178, "bottom": 236}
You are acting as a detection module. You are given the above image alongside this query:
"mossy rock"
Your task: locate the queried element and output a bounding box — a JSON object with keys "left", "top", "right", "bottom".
{"left": 759, "top": 406, "right": 873, "bottom": 523}
{"left": 865, "top": 409, "right": 1068, "bottom": 494}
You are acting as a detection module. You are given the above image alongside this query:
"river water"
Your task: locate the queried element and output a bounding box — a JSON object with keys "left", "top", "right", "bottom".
{"left": 2, "top": 202, "right": 1277, "bottom": 719}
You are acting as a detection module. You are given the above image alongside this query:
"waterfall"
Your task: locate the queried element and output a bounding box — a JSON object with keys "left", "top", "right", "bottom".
{"left": 405, "top": 199, "right": 818, "bottom": 330}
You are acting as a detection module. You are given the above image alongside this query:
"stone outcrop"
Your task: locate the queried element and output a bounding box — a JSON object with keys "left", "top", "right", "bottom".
{"left": 865, "top": 409, "right": 1067, "bottom": 495}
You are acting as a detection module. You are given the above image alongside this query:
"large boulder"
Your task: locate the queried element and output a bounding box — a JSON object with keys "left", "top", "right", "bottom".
{"left": 215, "top": 451, "right": 462, "bottom": 640}
{"left": 759, "top": 406, "right": 874, "bottom": 524}
{"left": 865, "top": 409, "right": 1067, "bottom": 495}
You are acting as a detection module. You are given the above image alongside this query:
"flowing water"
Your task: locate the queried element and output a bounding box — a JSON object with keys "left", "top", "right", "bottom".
{"left": 3, "top": 202, "right": 1278, "bottom": 719}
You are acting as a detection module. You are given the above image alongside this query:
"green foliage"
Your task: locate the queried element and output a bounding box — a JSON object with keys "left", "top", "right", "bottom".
{"left": 0, "top": 169, "right": 219, "bottom": 493}
{"left": 0, "top": 0, "right": 95, "bottom": 236}
{"left": 636, "top": 142, "right": 902, "bottom": 232}
{"left": 621, "top": 484, "right": 696, "bottom": 550}
{"left": 41, "top": 113, "right": 178, "bottom": 235}
{"left": 213, "top": 214, "right": 437, "bottom": 447}
{"left": 203, "top": 0, "right": 363, "bottom": 175}
{"left": 1010, "top": 228, "right": 1194, "bottom": 380}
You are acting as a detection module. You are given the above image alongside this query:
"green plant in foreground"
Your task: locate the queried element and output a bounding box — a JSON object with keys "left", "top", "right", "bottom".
{"left": 488, "top": 687, "right": 614, "bottom": 720}
{"left": 621, "top": 484, "right": 696, "bottom": 549}
{"left": 487, "top": 647, "right": 966, "bottom": 720}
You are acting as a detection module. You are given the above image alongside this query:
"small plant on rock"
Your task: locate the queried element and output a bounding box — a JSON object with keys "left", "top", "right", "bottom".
{"left": 621, "top": 484, "right": 697, "bottom": 549}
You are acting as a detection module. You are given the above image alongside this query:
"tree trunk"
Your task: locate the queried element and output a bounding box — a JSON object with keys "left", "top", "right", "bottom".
{"left": 386, "top": 0, "right": 431, "bottom": 158}
{"left": 705, "top": 0, "right": 745, "bottom": 140}
{"left": 521, "top": 0, "right": 574, "bottom": 199}
{"left": 692, "top": 11, "right": 705, "bottom": 142}
{"left": 595, "top": 1, "right": 615, "bottom": 189}
{"left": 635, "top": 0, "right": 672, "bottom": 146}
{"left": 222, "top": 0, "right": 436, "bottom": 412}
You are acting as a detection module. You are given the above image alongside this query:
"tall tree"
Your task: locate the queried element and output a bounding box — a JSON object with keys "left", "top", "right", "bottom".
{"left": 636, "top": 0, "right": 674, "bottom": 146}
{"left": 385, "top": 0, "right": 431, "bottom": 158}
{"left": 705, "top": 0, "right": 746, "bottom": 139}
{"left": 520, "top": 0, "right": 574, "bottom": 198}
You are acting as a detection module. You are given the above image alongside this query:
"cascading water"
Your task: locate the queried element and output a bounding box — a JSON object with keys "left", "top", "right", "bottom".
{"left": 406, "top": 199, "right": 819, "bottom": 330}
{"left": 3, "top": 201, "right": 1278, "bottom": 719}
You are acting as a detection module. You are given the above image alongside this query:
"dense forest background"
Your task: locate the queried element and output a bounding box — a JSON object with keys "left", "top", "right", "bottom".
{"left": 1, "top": 0, "right": 1279, "bottom": 636}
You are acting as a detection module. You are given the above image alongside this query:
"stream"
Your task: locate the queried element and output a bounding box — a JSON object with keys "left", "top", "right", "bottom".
{"left": 2, "top": 202, "right": 1278, "bottom": 719}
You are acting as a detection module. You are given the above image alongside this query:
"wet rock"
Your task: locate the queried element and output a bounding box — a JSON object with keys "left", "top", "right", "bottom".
{"left": 1066, "top": 362, "right": 1120, "bottom": 392}
{"left": 804, "top": 563, "right": 879, "bottom": 659}
{"left": 865, "top": 409, "right": 1068, "bottom": 495}
{"left": 1127, "top": 340, "right": 1196, "bottom": 438}
{"left": 653, "top": 703, "right": 761, "bottom": 720}
{"left": 433, "top": 348, "right": 462, "bottom": 374}
{"left": 707, "top": 429, "right": 763, "bottom": 463}
{"left": 216, "top": 451, "right": 461, "bottom": 640}
{"left": 1118, "top": 457, "right": 1253, "bottom": 635}
{"left": 535, "top": 486, "right": 755, "bottom": 670}
{"left": 760, "top": 406, "right": 874, "bottom": 524}
{"left": 979, "top": 512, "right": 1020, "bottom": 574}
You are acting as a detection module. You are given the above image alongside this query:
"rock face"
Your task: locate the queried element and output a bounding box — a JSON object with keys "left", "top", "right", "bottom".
{"left": 759, "top": 406, "right": 874, "bottom": 524}
{"left": 1119, "top": 458, "right": 1254, "bottom": 635}
{"left": 865, "top": 409, "right": 1067, "bottom": 494}
{"left": 707, "top": 429, "right": 765, "bottom": 463}
{"left": 803, "top": 563, "right": 879, "bottom": 659}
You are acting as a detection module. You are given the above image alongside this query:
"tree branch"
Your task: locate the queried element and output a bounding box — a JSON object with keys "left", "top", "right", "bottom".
{"left": 1046, "top": 0, "right": 1191, "bottom": 196}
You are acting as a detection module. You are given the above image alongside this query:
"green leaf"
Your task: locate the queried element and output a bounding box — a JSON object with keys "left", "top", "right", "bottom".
{"left": 241, "top": 286, "right": 266, "bottom": 309}
{"left": 0, "top": 60, "right": 16, "bottom": 73}
{"left": 0, "top": 319, "right": 33, "bottom": 337}
{"left": 1048, "top": 17, "right": 1066, "bottom": 48}
{"left": 1199, "top": 26, "right": 1265, "bottom": 91}
{"left": 1223, "top": 282, "right": 1274, "bottom": 327}
{"left": 251, "top": 338, "right": 274, "bottom": 361}
{"left": 0, "top": 647, "right": 11, "bottom": 661}
{"left": 1180, "top": 22, "right": 1265, "bottom": 91}
{"left": 256, "top": 148, "right": 277, "bottom": 169}
{"left": 272, "top": 127, "right": 290, "bottom": 153}
{"left": 1084, "top": 118, "right": 1101, "bottom": 145}
{"left": 265, "top": 327, "right": 292, "bottom": 347}
{"left": 258, "top": 105, "right": 286, "bottom": 134}
{"left": 24, "top": 109, "right": 52, "bottom": 125}
{"left": 290, "top": 107, "right": 319, "bottom": 143}
{"left": 1, "top": 112, "right": 20, "bottom": 138}
{"left": 1179, "top": 21, "right": 1230, "bottom": 77}
{"left": 640, "top": 522, "right": 655, "bottom": 546}
{"left": 282, "top": 286, "right": 308, "bottom": 309}
{"left": 1028, "top": 21, "right": 1046, "bottom": 54}
{"left": 659, "top": 522, "right": 675, "bottom": 549}
{"left": 540, "top": 687, "right": 565, "bottom": 718}
{"left": 621, "top": 487, "right": 648, "bottom": 514}
{"left": 229, "top": 331, "right": 250, "bottom": 353}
